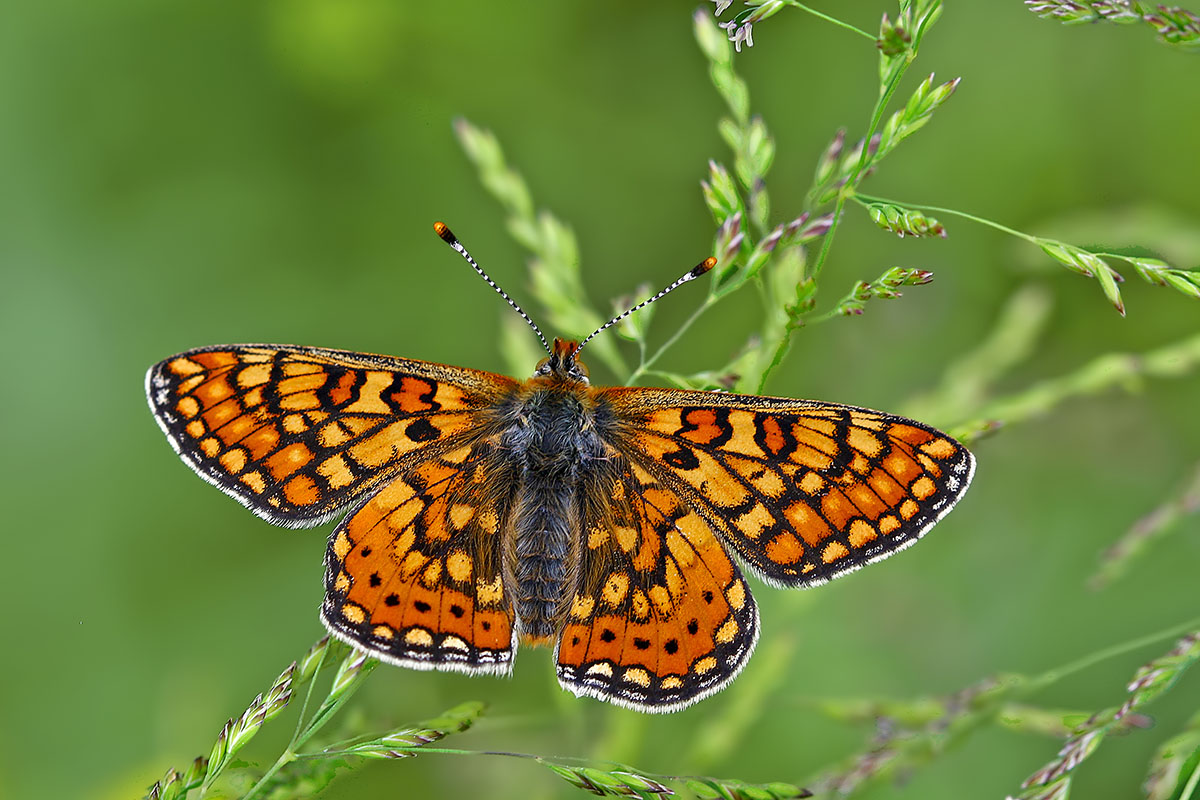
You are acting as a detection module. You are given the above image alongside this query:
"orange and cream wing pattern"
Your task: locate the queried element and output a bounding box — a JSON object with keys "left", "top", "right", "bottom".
{"left": 322, "top": 442, "right": 516, "bottom": 674}
{"left": 601, "top": 388, "right": 975, "bottom": 587}
{"left": 145, "top": 345, "right": 517, "bottom": 527}
{"left": 556, "top": 455, "right": 758, "bottom": 712}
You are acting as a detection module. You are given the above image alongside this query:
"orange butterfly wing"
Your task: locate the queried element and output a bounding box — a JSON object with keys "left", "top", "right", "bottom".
{"left": 322, "top": 441, "right": 517, "bottom": 673}
{"left": 145, "top": 345, "right": 517, "bottom": 526}
{"left": 148, "top": 344, "right": 974, "bottom": 703}
{"left": 556, "top": 450, "right": 758, "bottom": 712}
{"left": 599, "top": 388, "right": 974, "bottom": 587}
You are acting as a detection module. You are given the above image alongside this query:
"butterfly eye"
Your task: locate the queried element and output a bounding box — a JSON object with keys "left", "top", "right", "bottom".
{"left": 534, "top": 357, "right": 552, "bottom": 376}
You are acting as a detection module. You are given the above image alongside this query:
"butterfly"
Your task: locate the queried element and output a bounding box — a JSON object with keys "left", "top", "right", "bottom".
{"left": 146, "top": 222, "right": 974, "bottom": 713}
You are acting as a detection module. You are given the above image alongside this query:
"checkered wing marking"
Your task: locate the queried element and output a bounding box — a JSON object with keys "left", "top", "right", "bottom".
{"left": 322, "top": 442, "right": 516, "bottom": 674}
{"left": 555, "top": 453, "right": 758, "bottom": 713}
{"left": 601, "top": 388, "right": 975, "bottom": 587}
{"left": 146, "top": 345, "right": 517, "bottom": 527}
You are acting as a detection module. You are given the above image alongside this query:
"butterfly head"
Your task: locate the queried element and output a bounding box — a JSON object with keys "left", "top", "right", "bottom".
{"left": 534, "top": 338, "right": 590, "bottom": 383}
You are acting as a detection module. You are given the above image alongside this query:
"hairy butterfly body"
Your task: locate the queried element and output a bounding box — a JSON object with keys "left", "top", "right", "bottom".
{"left": 146, "top": 223, "right": 974, "bottom": 712}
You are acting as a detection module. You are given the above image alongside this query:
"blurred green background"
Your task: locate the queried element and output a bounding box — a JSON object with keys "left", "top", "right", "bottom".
{"left": 3, "top": 1, "right": 1199, "bottom": 798}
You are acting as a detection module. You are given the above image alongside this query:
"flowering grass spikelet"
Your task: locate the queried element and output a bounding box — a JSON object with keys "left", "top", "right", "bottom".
{"left": 868, "top": 202, "right": 947, "bottom": 238}
{"left": 1011, "top": 632, "right": 1200, "bottom": 800}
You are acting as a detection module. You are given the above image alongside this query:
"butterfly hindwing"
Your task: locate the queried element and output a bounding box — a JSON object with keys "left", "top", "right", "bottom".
{"left": 322, "top": 442, "right": 517, "bottom": 674}
{"left": 556, "top": 452, "right": 758, "bottom": 712}
{"left": 600, "top": 388, "right": 974, "bottom": 587}
{"left": 146, "top": 344, "right": 517, "bottom": 527}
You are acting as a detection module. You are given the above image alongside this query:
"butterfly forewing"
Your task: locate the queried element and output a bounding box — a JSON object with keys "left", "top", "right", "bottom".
{"left": 145, "top": 345, "right": 517, "bottom": 526}
{"left": 600, "top": 388, "right": 975, "bottom": 587}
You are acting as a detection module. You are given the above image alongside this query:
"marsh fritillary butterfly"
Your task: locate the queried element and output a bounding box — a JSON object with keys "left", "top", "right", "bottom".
{"left": 147, "top": 223, "right": 974, "bottom": 712}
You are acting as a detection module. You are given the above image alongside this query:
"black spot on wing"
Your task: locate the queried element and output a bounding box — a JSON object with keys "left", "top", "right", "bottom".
{"left": 661, "top": 448, "right": 700, "bottom": 470}
{"left": 406, "top": 418, "right": 440, "bottom": 443}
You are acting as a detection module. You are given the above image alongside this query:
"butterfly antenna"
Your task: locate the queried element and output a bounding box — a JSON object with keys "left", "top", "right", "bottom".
{"left": 434, "top": 222, "right": 551, "bottom": 356}
{"left": 575, "top": 256, "right": 717, "bottom": 356}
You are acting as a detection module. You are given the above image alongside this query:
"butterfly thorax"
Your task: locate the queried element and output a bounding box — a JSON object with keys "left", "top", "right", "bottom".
{"left": 499, "top": 346, "right": 606, "bottom": 644}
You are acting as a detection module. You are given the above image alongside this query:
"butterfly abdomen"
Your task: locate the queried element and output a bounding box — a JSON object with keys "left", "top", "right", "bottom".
{"left": 501, "top": 386, "right": 603, "bottom": 642}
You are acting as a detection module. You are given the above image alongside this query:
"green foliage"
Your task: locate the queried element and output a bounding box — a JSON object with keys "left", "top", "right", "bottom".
{"left": 203, "top": 659, "right": 295, "bottom": 792}
{"left": 821, "top": 266, "right": 935, "bottom": 319}
{"left": 866, "top": 202, "right": 946, "bottom": 239}
{"left": 947, "top": 331, "right": 1200, "bottom": 445}
{"left": 1145, "top": 709, "right": 1200, "bottom": 800}
{"left": 1014, "top": 633, "right": 1200, "bottom": 800}
{"left": 143, "top": 639, "right": 485, "bottom": 799}
{"left": 541, "top": 763, "right": 674, "bottom": 799}
{"left": 846, "top": 195, "right": 1200, "bottom": 315}
{"left": 312, "top": 701, "right": 484, "bottom": 761}
{"left": 806, "top": 674, "right": 1032, "bottom": 795}
{"left": 540, "top": 762, "right": 811, "bottom": 800}
{"left": 797, "top": 623, "right": 1200, "bottom": 799}
{"left": 1025, "top": 1, "right": 1200, "bottom": 49}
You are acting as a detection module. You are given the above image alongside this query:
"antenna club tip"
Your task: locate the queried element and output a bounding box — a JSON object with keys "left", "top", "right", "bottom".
{"left": 691, "top": 257, "right": 718, "bottom": 278}
{"left": 433, "top": 221, "right": 457, "bottom": 243}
